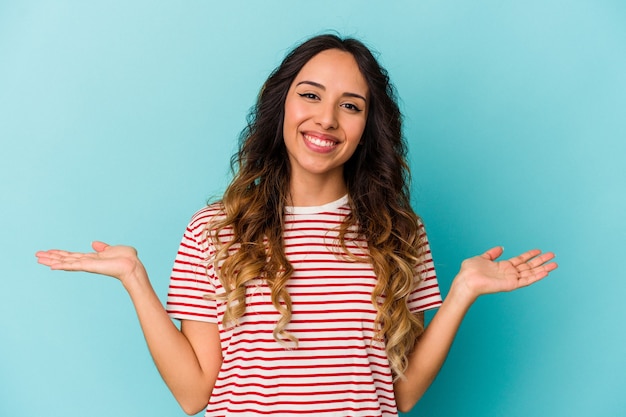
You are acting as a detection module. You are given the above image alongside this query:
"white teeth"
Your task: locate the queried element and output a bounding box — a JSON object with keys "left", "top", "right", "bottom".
{"left": 304, "top": 134, "right": 335, "bottom": 147}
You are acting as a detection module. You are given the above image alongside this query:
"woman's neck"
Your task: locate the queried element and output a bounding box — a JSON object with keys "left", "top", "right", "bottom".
{"left": 287, "top": 173, "right": 347, "bottom": 207}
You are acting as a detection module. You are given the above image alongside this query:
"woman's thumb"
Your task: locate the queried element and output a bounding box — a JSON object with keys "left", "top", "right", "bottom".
{"left": 91, "top": 241, "right": 110, "bottom": 252}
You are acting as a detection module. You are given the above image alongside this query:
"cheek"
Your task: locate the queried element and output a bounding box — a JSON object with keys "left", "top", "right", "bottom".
{"left": 283, "top": 95, "right": 304, "bottom": 127}
{"left": 282, "top": 102, "right": 294, "bottom": 138}
{"left": 349, "top": 119, "right": 367, "bottom": 142}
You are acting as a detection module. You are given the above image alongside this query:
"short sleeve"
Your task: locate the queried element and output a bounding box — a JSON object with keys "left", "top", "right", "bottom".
{"left": 166, "top": 208, "right": 218, "bottom": 323}
{"left": 407, "top": 224, "right": 443, "bottom": 313}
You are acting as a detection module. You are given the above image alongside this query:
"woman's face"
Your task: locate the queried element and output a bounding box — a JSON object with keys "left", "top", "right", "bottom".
{"left": 283, "top": 48, "right": 369, "bottom": 189}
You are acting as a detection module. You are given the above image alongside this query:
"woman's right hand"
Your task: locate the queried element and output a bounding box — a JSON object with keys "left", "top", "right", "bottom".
{"left": 36, "top": 241, "right": 221, "bottom": 412}
{"left": 36, "top": 241, "right": 146, "bottom": 287}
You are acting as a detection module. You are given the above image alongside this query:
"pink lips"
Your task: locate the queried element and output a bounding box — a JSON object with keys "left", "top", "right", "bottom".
{"left": 302, "top": 132, "right": 339, "bottom": 153}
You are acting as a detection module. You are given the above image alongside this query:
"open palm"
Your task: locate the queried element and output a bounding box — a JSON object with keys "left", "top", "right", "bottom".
{"left": 36, "top": 241, "right": 144, "bottom": 284}
{"left": 459, "top": 247, "right": 557, "bottom": 297}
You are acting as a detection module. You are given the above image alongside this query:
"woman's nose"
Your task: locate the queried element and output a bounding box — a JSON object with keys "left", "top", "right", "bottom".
{"left": 315, "top": 103, "right": 338, "bottom": 130}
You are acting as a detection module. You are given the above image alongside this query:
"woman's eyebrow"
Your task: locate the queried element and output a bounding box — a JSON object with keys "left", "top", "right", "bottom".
{"left": 296, "top": 80, "right": 367, "bottom": 102}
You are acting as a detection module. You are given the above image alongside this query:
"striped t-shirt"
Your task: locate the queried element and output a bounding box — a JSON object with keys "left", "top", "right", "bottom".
{"left": 166, "top": 195, "right": 442, "bottom": 416}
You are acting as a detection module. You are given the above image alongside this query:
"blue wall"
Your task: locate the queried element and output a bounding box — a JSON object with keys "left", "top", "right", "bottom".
{"left": 1, "top": 1, "right": 624, "bottom": 416}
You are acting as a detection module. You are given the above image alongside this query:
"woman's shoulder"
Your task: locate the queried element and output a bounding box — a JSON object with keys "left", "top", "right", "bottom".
{"left": 187, "top": 201, "right": 226, "bottom": 229}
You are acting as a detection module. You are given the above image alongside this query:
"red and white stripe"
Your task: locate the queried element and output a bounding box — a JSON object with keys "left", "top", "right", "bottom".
{"left": 166, "top": 196, "right": 442, "bottom": 416}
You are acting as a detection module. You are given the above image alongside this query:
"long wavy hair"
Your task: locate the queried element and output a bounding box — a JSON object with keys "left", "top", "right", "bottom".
{"left": 209, "top": 34, "right": 428, "bottom": 379}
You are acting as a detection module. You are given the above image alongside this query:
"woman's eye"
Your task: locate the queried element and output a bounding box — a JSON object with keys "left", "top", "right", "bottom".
{"left": 342, "top": 103, "right": 362, "bottom": 112}
{"left": 298, "top": 92, "right": 319, "bottom": 100}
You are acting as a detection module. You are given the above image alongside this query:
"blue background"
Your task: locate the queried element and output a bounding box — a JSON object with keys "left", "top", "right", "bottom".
{"left": 1, "top": 1, "right": 625, "bottom": 416}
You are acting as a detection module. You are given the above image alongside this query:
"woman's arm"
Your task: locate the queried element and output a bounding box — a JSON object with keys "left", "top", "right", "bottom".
{"left": 394, "top": 247, "right": 557, "bottom": 412}
{"left": 36, "top": 241, "right": 222, "bottom": 415}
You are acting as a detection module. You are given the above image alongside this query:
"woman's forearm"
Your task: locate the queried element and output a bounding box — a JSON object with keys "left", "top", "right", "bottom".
{"left": 123, "top": 267, "right": 220, "bottom": 415}
{"left": 394, "top": 277, "right": 475, "bottom": 413}
{"left": 36, "top": 243, "right": 221, "bottom": 414}
{"left": 394, "top": 247, "right": 557, "bottom": 412}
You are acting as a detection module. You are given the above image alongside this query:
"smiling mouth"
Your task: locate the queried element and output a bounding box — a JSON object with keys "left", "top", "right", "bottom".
{"left": 303, "top": 134, "right": 338, "bottom": 148}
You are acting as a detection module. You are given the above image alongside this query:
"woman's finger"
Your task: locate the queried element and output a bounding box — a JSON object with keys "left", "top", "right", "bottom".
{"left": 508, "top": 249, "right": 542, "bottom": 267}
{"left": 525, "top": 251, "right": 556, "bottom": 269}
{"left": 481, "top": 246, "right": 504, "bottom": 261}
{"left": 518, "top": 260, "right": 558, "bottom": 281}
{"left": 92, "top": 241, "right": 110, "bottom": 252}
{"left": 36, "top": 249, "right": 95, "bottom": 270}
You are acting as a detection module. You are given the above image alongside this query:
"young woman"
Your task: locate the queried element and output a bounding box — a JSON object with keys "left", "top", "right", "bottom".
{"left": 36, "top": 34, "right": 557, "bottom": 416}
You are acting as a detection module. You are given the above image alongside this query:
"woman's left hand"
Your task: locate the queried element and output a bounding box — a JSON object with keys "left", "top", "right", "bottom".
{"left": 453, "top": 247, "right": 558, "bottom": 302}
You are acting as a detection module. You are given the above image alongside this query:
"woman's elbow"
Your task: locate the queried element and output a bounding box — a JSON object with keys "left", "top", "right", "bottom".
{"left": 177, "top": 396, "right": 209, "bottom": 416}
{"left": 181, "top": 402, "right": 207, "bottom": 416}
{"left": 396, "top": 399, "right": 417, "bottom": 414}
{"left": 395, "top": 389, "right": 420, "bottom": 414}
